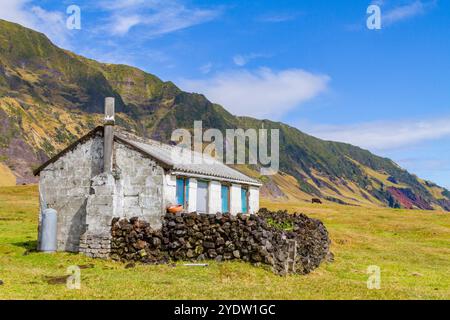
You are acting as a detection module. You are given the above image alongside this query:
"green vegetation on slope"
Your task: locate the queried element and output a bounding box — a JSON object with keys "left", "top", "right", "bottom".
{"left": 0, "top": 186, "right": 448, "bottom": 300}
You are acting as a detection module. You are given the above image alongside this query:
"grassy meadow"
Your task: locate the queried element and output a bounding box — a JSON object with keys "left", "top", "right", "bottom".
{"left": 0, "top": 185, "right": 448, "bottom": 300}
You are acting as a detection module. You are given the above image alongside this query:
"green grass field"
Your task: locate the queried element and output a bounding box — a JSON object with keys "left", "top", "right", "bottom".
{"left": 0, "top": 185, "right": 449, "bottom": 300}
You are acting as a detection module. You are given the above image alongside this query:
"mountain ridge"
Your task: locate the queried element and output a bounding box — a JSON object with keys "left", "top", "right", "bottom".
{"left": 0, "top": 19, "right": 449, "bottom": 211}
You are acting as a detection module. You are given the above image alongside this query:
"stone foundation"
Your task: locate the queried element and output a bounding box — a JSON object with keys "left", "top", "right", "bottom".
{"left": 79, "top": 232, "right": 111, "bottom": 259}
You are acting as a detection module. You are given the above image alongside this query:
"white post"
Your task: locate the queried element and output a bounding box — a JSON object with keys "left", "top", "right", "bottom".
{"left": 104, "top": 97, "right": 115, "bottom": 173}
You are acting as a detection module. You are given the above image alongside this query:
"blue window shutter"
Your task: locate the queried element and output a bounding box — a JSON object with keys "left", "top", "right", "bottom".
{"left": 221, "top": 185, "right": 229, "bottom": 213}
{"left": 176, "top": 178, "right": 185, "bottom": 206}
{"left": 241, "top": 188, "right": 248, "bottom": 213}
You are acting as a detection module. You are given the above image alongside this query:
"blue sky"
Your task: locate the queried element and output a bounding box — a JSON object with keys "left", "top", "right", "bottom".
{"left": 2, "top": 0, "right": 450, "bottom": 188}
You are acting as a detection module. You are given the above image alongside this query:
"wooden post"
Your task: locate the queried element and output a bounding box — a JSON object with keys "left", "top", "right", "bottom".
{"left": 104, "top": 97, "right": 115, "bottom": 173}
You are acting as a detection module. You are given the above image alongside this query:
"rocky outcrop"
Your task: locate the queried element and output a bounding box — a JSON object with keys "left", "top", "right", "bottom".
{"left": 110, "top": 209, "right": 331, "bottom": 275}
{"left": 388, "top": 187, "right": 434, "bottom": 210}
{"left": 437, "top": 199, "right": 450, "bottom": 211}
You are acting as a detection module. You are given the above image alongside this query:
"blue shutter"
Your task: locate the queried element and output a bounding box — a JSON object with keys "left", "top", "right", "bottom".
{"left": 221, "top": 185, "right": 229, "bottom": 213}
{"left": 176, "top": 178, "right": 185, "bottom": 206}
{"left": 241, "top": 188, "right": 248, "bottom": 213}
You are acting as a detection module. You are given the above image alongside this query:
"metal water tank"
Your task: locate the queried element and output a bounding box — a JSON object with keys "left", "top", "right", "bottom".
{"left": 39, "top": 208, "right": 57, "bottom": 252}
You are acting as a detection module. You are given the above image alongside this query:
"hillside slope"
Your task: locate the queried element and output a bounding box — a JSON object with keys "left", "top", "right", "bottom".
{"left": 0, "top": 19, "right": 449, "bottom": 211}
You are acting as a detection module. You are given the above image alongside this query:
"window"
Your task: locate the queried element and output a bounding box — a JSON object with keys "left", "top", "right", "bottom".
{"left": 241, "top": 187, "right": 249, "bottom": 213}
{"left": 196, "top": 181, "right": 208, "bottom": 213}
{"left": 176, "top": 177, "right": 189, "bottom": 208}
{"left": 221, "top": 185, "right": 230, "bottom": 213}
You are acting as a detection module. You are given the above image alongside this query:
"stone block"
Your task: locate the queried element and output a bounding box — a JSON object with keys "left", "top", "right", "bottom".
{"left": 124, "top": 196, "right": 139, "bottom": 208}
{"left": 88, "top": 195, "right": 114, "bottom": 206}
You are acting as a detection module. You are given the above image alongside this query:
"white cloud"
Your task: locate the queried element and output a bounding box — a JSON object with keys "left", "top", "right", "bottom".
{"left": 384, "top": 1, "right": 425, "bottom": 24}
{"left": 257, "top": 12, "right": 301, "bottom": 23}
{"left": 102, "top": 0, "right": 147, "bottom": 10}
{"left": 0, "top": 0, "right": 69, "bottom": 47}
{"left": 232, "top": 55, "right": 247, "bottom": 67}
{"left": 101, "top": 0, "right": 222, "bottom": 36}
{"left": 374, "top": 0, "right": 435, "bottom": 26}
{"left": 304, "top": 117, "right": 450, "bottom": 151}
{"left": 199, "top": 62, "right": 213, "bottom": 74}
{"left": 111, "top": 14, "right": 142, "bottom": 35}
{"left": 180, "top": 68, "right": 330, "bottom": 119}
{"left": 233, "top": 53, "right": 270, "bottom": 67}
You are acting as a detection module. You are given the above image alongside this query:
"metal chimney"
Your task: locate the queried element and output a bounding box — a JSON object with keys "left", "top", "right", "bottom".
{"left": 104, "top": 97, "right": 115, "bottom": 173}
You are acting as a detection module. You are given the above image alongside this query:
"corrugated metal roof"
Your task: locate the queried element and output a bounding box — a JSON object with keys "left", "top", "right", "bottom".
{"left": 115, "top": 131, "right": 261, "bottom": 186}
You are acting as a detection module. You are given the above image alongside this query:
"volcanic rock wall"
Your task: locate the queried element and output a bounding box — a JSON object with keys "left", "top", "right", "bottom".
{"left": 111, "top": 209, "right": 331, "bottom": 275}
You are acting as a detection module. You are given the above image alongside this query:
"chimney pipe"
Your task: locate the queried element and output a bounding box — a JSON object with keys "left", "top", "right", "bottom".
{"left": 104, "top": 97, "right": 115, "bottom": 173}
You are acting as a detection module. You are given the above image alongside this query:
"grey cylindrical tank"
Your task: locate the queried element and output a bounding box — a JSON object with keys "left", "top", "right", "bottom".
{"left": 39, "top": 208, "right": 57, "bottom": 252}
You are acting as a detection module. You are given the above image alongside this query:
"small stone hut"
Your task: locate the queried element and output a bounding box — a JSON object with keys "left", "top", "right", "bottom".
{"left": 34, "top": 98, "right": 261, "bottom": 257}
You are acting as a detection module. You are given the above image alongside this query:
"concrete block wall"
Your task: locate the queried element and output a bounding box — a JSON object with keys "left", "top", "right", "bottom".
{"left": 114, "top": 143, "right": 165, "bottom": 228}
{"left": 85, "top": 173, "right": 116, "bottom": 233}
{"left": 38, "top": 134, "right": 103, "bottom": 252}
{"left": 80, "top": 172, "right": 116, "bottom": 258}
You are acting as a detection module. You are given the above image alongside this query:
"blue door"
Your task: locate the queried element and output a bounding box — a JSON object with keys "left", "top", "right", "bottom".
{"left": 241, "top": 188, "right": 248, "bottom": 213}
{"left": 221, "top": 185, "right": 229, "bottom": 213}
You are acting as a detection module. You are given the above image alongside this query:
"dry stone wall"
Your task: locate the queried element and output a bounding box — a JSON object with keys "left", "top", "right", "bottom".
{"left": 111, "top": 209, "right": 331, "bottom": 275}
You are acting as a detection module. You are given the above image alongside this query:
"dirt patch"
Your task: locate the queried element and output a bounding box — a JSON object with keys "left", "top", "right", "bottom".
{"left": 43, "top": 275, "right": 69, "bottom": 285}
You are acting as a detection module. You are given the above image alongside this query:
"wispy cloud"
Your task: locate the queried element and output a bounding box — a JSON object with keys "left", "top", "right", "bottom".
{"left": 0, "top": 0, "right": 70, "bottom": 47}
{"left": 398, "top": 157, "right": 450, "bottom": 172}
{"left": 375, "top": 0, "right": 436, "bottom": 26}
{"left": 100, "top": 0, "right": 222, "bottom": 36}
{"left": 199, "top": 62, "right": 213, "bottom": 74}
{"left": 101, "top": 0, "right": 148, "bottom": 10}
{"left": 180, "top": 68, "right": 330, "bottom": 119}
{"left": 257, "top": 12, "right": 301, "bottom": 23}
{"left": 233, "top": 53, "right": 271, "bottom": 67}
{"left": 384, "top": 1, "right": 426, "bottom": 24}
{"left": 303, "top": 116, "right": 450, "bottom": 151}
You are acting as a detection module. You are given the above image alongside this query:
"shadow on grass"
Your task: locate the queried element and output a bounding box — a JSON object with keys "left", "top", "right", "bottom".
{"left": 13, "top": 240, "right": 38, "bottom": 255}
